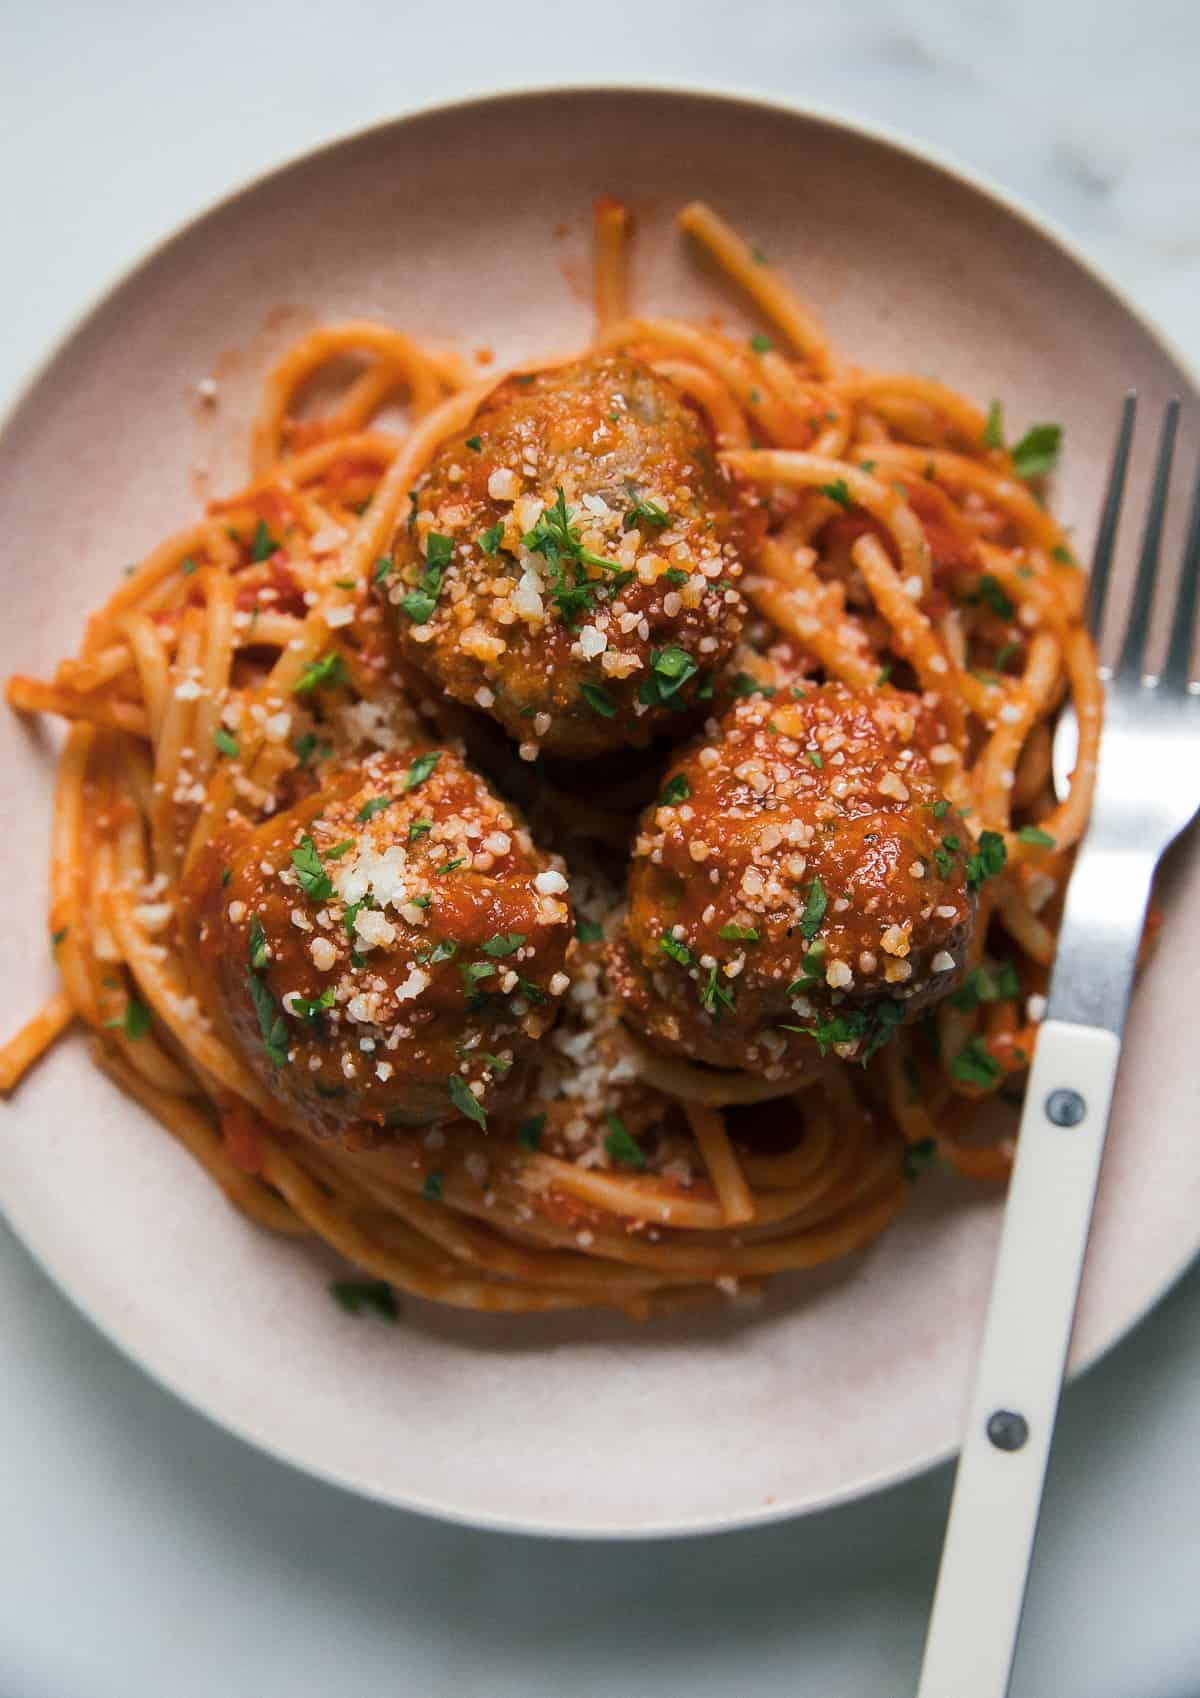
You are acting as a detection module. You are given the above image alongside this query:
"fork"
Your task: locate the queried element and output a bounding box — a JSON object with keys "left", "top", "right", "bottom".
{"left": 916, "top": 395, "right": 1200, "bottom": 1698}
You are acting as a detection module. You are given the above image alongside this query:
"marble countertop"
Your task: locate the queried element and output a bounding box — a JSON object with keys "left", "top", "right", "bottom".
{"left": 3, "top": 3, "right": 1199, "bottom": 1695}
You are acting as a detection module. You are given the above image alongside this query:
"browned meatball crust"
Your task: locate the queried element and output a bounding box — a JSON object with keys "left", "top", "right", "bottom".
{"left": 183, "top": 746, "right": 573, "bottom": 1139}
{"left": 377, "top": 355, "right": 756, "bottom": 758}
{"left": 610, "top": 684, "right": 977, "bottom": 1075}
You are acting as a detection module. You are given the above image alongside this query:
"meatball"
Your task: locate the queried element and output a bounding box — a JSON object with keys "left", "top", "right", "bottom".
{"left": 610, "top": 684, "right": 976, "bottom": 1075}
{"left": 183, "top": 745, "right": 573, "bottom": 1138}
{"left": 378, "top": 355, "right": 754, "bottom": 758}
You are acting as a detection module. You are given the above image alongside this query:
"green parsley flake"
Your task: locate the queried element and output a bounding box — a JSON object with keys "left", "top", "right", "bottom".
{"left": 181, "top": 556, "right": 198, "bottom": 576}
{"left": 423, "top": 1171, "right": 444, "bottom": 1202}
{"left": 730, "top": 672, "right": 776, "bottom": 698}
{"left": 290, "top": 986, "right": 335, "bottom": 1021}
{"left": 952, "top": 1038, "right": 1002, "bottom": 1089}
{"left": 659, "top": 773, "right": 691, "bottom": 807}
{"left": 251, "top": 518, "right": 278, "bottom": 562}
{"left": 1011, "top": 423, "right": 1062, "bottom": 481}
{"left": 749, "top": 332, "right": 773, "bottom": 354}
{"left": 330, "top": 1279, "right": 397, "bottom": 1321}
{"left": 481, "top": 932, "right": 525, "bottom": 957}
{"left": 798, "top": 876, "right": 828, "bottom": 942}
{"left": 356, "top": 795, "right": 395, "bottom": 824}
{"left": 965, "top": 829, "right": 1007, "bottom": 892}
{"left": 983, "top": 401, "right": 1005, "bottom": 450}
{"left": 448, "top": 1073, "right": 487, "bottom": 1128}
{"left": 699, "top": 964, "right": 735, "bottom": 1020}
{"left": 1051, "top": 544, "right": 1075, "bottom": 566}
{"left": 518, "top": 1114, "right": 546, "bottom": 1151}
{"left": 818, "top": 478, "right": 852, "bottom": 509}
{"left": 291, "top": 836, "right": 334, "bottom": 901}
{"left": 248, "top": 914, "right": 268, "bottom": 971}
{"left": 903, "top": 1138, "right": 939, "bottom": 1181}
{"left": 478, "top": 521, "right": 505, "bottom": 556}
{"left": 786, "top": 940, "right": 826, "bottom": 996}
{"left": 403, "top": 751, "right": 442, "bottom": 792}
{"left": 428, "top": 940, "right": 457, "bottom": 964}
{"left": 575, "top": 918, "right": 603, "bottom": 944}
{"left": 294, "top": 651, "right": 348, "bottom": 696}
{"left": 373, "top": 555, "right": 393, "bottom": 584}
{"left": 581, "top": 682, "right": 617, "bottom": 718}
{"left": 604, "top": 1112, "right": 646, "bottom": 1169}
{"left": 247, "top": 972, "right": 288, "bottom": 1068}
{"left": 638, "top": 646, "right": 699, "bottom": 711}
{"left": 408, "top": 818, "right": 433, "bottom": 842}
{"left": 623, "top": 484, "right": 671, "bottom": 531}
{"left": 974, "top": 575, "right": 1015, "bottom": 620}
{"left": 210, "top": 727, "right": 237, "bottom": 759}
{"left": 951, "top": 962, "right": 1021, "bottom": 1012}
{"left": 719, "top": 924, "right": 759, "bottom": 942}
{"left": 51, "top": 927, "right": 68, "bottom": 950}
{"left": 659, "top": 935, "right": 692, "bottom": 967}
{"left": 460, "top": 961, "right": 497, "bottom": 994}
{"left": 465, "top": 435, "right": 482, "bottom": 452}
{"left": 1017, "top": 826, "right": 1056, "bottom": 848}
{"left": 325, "top": 839, "right": 354, "bottom": 860}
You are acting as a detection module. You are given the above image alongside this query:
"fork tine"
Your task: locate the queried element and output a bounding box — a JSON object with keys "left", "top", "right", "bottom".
{"left": 1162, "top": 460, "right": 1200, "bottom": 690}
{"left": 1086, "top": 390, "right": 1137, "bottom": 639}
{"left": 1116, "top": 397, "right": 1181, "bottom": 682}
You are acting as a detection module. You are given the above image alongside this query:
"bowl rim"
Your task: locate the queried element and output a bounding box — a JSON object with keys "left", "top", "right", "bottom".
{"left": 2, "top": 80, "right": 1197, "bottom": 1541}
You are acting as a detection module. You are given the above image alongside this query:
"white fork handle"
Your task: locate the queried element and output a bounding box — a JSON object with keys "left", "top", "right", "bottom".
{"left": 916, "top": 1019, "right": 1121, "bottom": 1698}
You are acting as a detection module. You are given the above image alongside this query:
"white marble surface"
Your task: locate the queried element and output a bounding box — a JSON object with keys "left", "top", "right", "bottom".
{"left": 3, "top": 3, "right": 1200, "bottom": 1695}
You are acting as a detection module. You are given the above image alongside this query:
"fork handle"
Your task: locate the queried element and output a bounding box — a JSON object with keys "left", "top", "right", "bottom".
{"left": 916, "top": 1019, "right": 1122, "bottom": 1698}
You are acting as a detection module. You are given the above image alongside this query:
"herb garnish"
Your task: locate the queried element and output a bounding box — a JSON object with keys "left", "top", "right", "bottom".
{"left": 294, "top": 651, "right": 348, "bottom": 696}
{"left": 291, "top": 836, "right": 334, "bottom": 901}
{"left": 448, "top": 1074, "right": 487, "bottom": 1128}
{"left": 605, "top": 1112, "right": 646, "bottom": 1168}
{"left": 247, "top": 972, "right": 288, "bottom": 1068}
{"left": 403, "top": 751, "right": 442, "bottom": 792}
{"left": 330, "top": 1279, "right": 398, "bottom": 1320}
{"left": 659, "top": 773, "right": 691, "bottom": 807}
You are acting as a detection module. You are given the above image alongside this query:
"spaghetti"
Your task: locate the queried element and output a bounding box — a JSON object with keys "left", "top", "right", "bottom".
{"left": 1, "top": 201, "right": 1101, "bottom": 1317}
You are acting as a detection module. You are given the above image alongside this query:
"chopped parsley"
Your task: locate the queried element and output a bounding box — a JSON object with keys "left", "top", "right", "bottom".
{"left": 749, "top": 332, "right": 773, "bottom": 354}
{"left": 290, "top": 986, "right": 335, "bottom": 1021}
{"left": 951, "top": 962, "right": 1021, "bottom": 1012}
{"left": 1017, "top": 825, "right": 1056, "bottom": 848}
{"left": 294, "top": 651, "right": 348, "bottom": 696}
{"left": 798, "top": 876, "right": 828, "bottom": 942}
{"left": 659, "top": 935, "right": 692, "bottom": 966}
{"left": 983, "top": 400, "right": 1005, "bottom": 449}
{"left": 604, "top": 1112, "right": 646, "bottom": 1169}
{"left": 951, "top": 1038, "right": 1002, "bottom": 1089}
{"left": 247, "top": 972, "right": 288, "bottom": 1068}
{"left": 251, "top": 518, "right": 278, "bottom": 562}
{"left": 965, "top": 830, "right": 1008, "bottom": 892}
{"left": 403, "top": 751, "right": 442, "bottom": 791}
{"left": 807, "top": 750, "right": 823, "bottom": 769}
{"left": 719, "top": 924, "right": 759, "bottom": 942}
{"left": 291, "top": 836, "right": 334, "bottom": 901}
{"left": 248, "top": 914, "right": 268, "bottom": 971}
{"left": 903, "top": 1139, "right": 939, "bottom": 1181}
{"left": 1051, "top": 544, "right": 1075, "bottom": 566}
{"left": 931, "top": 798, "right": 951, "bottom": 819}
{"left": 293, "top": 731, "right": 326, "bottom": 767}
{"left": 330, "top": 1279, "right": 398, "bottom": 1321}
{"left": 356, "top": 795, "right": 395, "bottom": 824}
{"left": 783, "top": 1010, "right": 868, "bottom": 1056}
{"left": 659, "top": 773, "right": 691, "bottom": 807}
{"left": 581, "top": 682, "right": 617, "bottom": 718}
{"left": 325, "top": 839, "right": 354, "bottom": 860}
{"left": 730, "top": 671, "right": 776, "bottom": 698}
{"left": 623, "top": 484, "right": 671, "bottom": 531}
{"left": 478, "top": 521, "right": 506, "bottom": 556}
{"left": 460, "top": 960, "right": 497, "bottom": 993}
{"left": 465, "top": 435, "right": 482, "bottom": 451}
{"left": 818, "top": 478, "right": 852, "bottom": 509}
{"left": 638, "top": 646, "right": 699, "bottom": 710}
{"left": 786, "top": 941, "right": 825, "bottom": 995}
{"left": 1011, "top": 423, "right": 1062, "bottom": 481}
{"left": 517, "top": 1114, "right": 545, "bottom": 1150}
{"left": 973, "top": 575, "right": 1015, "bottom": 620}
{"left": 700, "top": 964, "right": 735, "bottom": 1020}
{"left": 522, "top": 486, "right": 626, "bottom": 628}
{"left": 448, "top": 1073, "right": 487, "bottom": 1128}
{"left": 437, "top": 857, "right": 465, "bottom": 875}
{"left": 575, "top": 918, "right": 603, "bottom": 944}
{"left": 876, "top": 665, "right": 892, "bottom": 685}
{"left": 422, "top": 1171, "right": 444, "bottom": 1202}
{"left": 408, "top": 818, "right": 432, "bottom": 842}
{"left": 428, "top": 940, "right": 457, "bottom": 964}
{"left": 181, "top": 555, "right": 198, "bottom": 576}
{"left": 481, "top": 932, "right": 525, "bottom": 957}
{"left": 373, "top": 555, "right": 393, "bottom": 584}
{"left": 51, "top": 927, "right": 68, "bottom": 949}
{"left": 105, "top": 999, "right": 152, "bottom": 1042}
{"left": 993, "top": 640, "right": 1019, "bottom": 670}
{"left": 663, "top": 567, "right": 688, "bottom": 587}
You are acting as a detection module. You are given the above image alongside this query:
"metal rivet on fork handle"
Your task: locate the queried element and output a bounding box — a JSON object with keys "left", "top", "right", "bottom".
{"left": 1045, "top": 1089, "right": 1087, "bottom": 1127}
{"left": 986, "top": 1411, "right": 1029, "bottom": 1452}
